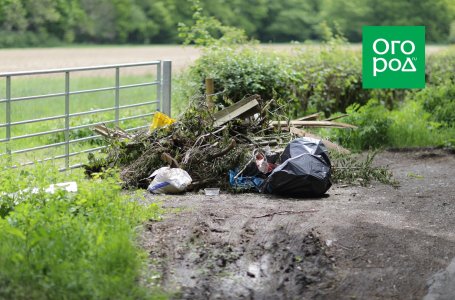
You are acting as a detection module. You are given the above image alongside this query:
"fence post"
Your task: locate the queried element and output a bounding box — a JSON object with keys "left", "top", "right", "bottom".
{"left": 5, "top": 76, "right": 11, "bottom": 159}
{"left": 162, "top": 60, "right": 172, "bottom": 116}
{"left": 156, "top": 61, "right": 161, "bottom": 112}
{"left": 205, "top": 78, "right": 214, "bottom": 110}
{"left": 115, "top": 67, "right": 120, "bottom": 126}
{"left": 65, "top": 72, "right": 70, "bottom": 170}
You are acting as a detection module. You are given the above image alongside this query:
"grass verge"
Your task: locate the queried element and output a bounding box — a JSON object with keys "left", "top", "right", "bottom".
{"left": 0, "top": 163, "right": 166, "bottom": 300}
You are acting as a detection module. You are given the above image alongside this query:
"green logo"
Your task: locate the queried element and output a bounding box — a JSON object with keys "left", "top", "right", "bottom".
{"left": 362, "top": 26, "right": 425, "bottom": 89}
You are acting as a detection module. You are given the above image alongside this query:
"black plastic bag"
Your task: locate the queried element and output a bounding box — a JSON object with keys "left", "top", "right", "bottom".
{"left": 261, "top": 138, "right": 332, "bottom": 197}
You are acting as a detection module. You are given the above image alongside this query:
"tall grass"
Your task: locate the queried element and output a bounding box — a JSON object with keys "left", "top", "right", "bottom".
{"left": 0, "top": 163, "right": 165, "bottom": 299}
{"left": 320, "top": 98, "right": 455, "bottom": 151}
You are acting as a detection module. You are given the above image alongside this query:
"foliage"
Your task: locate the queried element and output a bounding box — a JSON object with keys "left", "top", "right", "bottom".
{"left": 0, "top": 0, "right": 454, "bottom": 47}
{"left": 322, "top": 0, "right": 455, "bottom": 42}
{"left": 322, "top": 95, "right": 455, "bottom": 151}
{"left": 411, "top": 85, "right": 455, "bottom": 128}
{"left": 0, "top": 162, "right": 165, "bottom": 300}
{"left": 331, "top": 151, "right": 398, "bottom": 186}
{"left": 256, "top": 0, "right": 323, "bottom": 42}
{"left": 178, "top": 40, "right": 402, "bottom": 117}
{"left": 450, "top": 21, "right": 455, "bottom": 43}
{"left": 178, "top": 0, "right": 248, "bottom": 47}
{"left": 181, "top": 47, "right": 289, "bottom": 107}
{"left": 176, "top": 8, "right": 423, "bottom": 118}
{"left": 288, "top": 42, "right": 371, "bottom": 115}
{"left": 328, "top": 100, "right": 392, "bottom": 151}
{"left": 426, "top": 47, "right": 455, "bottom": 86}
{"left": 387, "top": 100, "right": 444, "bottom": 148}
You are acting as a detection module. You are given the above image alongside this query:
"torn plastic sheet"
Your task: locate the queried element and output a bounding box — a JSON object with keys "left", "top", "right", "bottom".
{"left": 229, "top": 169, "right": 264, "bottom": 191}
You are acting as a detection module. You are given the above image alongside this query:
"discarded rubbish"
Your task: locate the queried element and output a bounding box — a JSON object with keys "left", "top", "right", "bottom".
{"left": 44, "top": 182, "right": 78, "bottom": 194}
{"left": 204, "top": 188, "right": 220, "bottom": 196}
{"left": 16, "top": 181, "right": 78, "bottom": 196}
{"left": 87, "top": 94, "right": 354, "bottom": 194}
{"left": 261, "top": 138, "right": 332, "bottom": 197}
{"left": 229, "top": 169, "right": 264, "bottom": 191}
{"left": 212, "top": 95, "right": 260, "bottom": 127}
{"left": 147, "top": 167, "right": 192, "bottom": 194}
{"left": 2, "top": 182, "right": 78, "bottom": 206}
{"left": 256, "top": 155, "right": 277, "bottom": 174}
{"left": 150, "top": 111, "right": 175, "bottom": 131}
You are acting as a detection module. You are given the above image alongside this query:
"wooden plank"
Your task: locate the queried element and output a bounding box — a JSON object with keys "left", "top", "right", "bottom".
{"left": 213, "top": 95, "right": 260, "bottom": 127}
{"left": 271, "top": 120, "right": 357, "bottom": 129}
{"left": 205, "top": 78, "right": 214, "bottom": 110}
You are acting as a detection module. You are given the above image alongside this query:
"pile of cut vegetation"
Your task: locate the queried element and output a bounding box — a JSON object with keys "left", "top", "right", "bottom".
{"left": 85, "top": 95, "right": 394, "bottom": 191}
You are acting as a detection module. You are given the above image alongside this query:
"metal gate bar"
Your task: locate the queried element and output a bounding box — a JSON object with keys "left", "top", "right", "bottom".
{"left": 0, "top": 60, "right": 172, "bottom": 170}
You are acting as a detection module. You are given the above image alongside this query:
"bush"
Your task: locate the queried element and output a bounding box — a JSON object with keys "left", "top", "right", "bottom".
{"left": 178, "top": 41, "right": 414, "bottom": 117}
{"left": 0, "top": 163, "right": 164, "bottom": 300}
{"left": 326, "top": 100, "right": 392, "bottom": 151}
{"left": 322, "top": 96, "right": 455, "bottom": 151}
{"left": 182, "top": 46, "right": 289, "bottom": 107}
{"left": 426, "top": 47, "right": 455, "bottom": 86}
{"left": 411, "top": 84, "right": 455, "bottom": 127}
{"left": 288, "top": 42, "right": 372, "bottom": 115}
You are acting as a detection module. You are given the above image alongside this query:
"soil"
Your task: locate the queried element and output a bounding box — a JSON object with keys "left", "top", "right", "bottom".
{"left": 140, "top": 149, "right": 455, "bottom": 299}
{"left": 0, "top": 45, "right": 446, "bottom": 75}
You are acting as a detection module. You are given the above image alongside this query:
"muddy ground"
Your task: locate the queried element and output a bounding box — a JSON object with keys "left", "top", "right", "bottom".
{"left": 140, "top": 149, "right": 455, "bottom": 299}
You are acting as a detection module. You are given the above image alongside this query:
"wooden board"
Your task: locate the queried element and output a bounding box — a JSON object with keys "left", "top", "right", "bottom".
{"left": 271, "top": 120, "right": 357, "bottom": 129}
{"left": 213, "top": 95, "right": 260, "bottom": 127}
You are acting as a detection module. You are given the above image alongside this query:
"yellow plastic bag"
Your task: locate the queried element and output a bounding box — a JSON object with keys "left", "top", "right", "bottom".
{"left": 150, "top": 112, "right": 175, "bottom": 131}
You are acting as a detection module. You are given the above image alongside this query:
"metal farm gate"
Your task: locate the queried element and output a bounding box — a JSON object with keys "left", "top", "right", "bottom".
{"left": 0, "top": 60, "right": 171, "bottom": 170}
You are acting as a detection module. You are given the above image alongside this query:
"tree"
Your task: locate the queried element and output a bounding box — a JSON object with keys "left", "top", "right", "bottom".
{"left": 322, "top": 0, "right": 455, "bottom": 42}
{"left": 0, "top": 0, "right": 28, "bottom": 31}
{"left": 260, "top": 0, "right": 322, "bottom": 42}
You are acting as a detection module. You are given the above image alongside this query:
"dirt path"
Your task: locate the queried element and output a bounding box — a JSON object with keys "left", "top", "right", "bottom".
{"left": 140, "top": 149, "right": 455, "bottom": 299}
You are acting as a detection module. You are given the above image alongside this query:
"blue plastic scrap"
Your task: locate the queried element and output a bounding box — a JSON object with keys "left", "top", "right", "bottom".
{"left": 228, "top": 169, "right": 264, "bottom": 191}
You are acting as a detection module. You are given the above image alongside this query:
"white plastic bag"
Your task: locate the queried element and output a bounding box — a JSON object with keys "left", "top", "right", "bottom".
{"left": 147, "top": 167, "right": 192, "bottom": 194}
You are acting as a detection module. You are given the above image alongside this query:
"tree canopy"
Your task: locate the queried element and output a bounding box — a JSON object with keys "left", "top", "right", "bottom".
{"left": 0, "top": 0, "right": 454, "bottom": 47}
